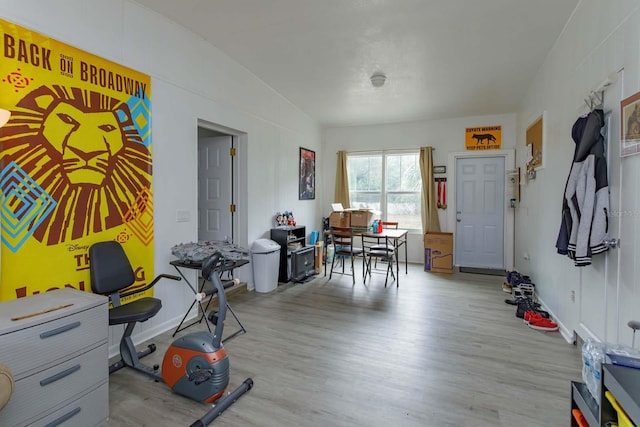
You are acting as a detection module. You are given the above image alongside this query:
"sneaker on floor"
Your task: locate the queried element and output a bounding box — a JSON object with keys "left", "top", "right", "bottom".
{"left": 515, "top": 297, "right": 537, "bottom": 318}
{"left": 513, "top": 284, "right": 536, "bottom": 301}
{"left": 524, "top": 310, "right": 547, "bottom": 324}
{"left": 528, "top": 317, "right": 559, "bottom": 332}
{"left": 515, "top": 297, "right": 549, "bottom": 319}
{"left": 502, "top": 282, "right": 513, "bottom": 293}
{"left": 507, "top": 271, "right": 533, "bottom": 285}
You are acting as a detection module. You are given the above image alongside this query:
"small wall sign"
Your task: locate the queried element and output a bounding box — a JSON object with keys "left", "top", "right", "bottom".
{"left": 465, "top": 125, "right": 502, "bottom": 150}
{"left": 433, "top": 165, "right": 446, "bottom": 174}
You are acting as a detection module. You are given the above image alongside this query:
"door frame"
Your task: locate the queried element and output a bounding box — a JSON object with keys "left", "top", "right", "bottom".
{"left": 447, "top": 149, "right": 515, "bottom": 271}
{"left": 196, "top": 119, "right": 248, "bottom": 249}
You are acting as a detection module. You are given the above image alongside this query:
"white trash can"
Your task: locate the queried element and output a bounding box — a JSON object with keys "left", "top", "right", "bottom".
{"left": 251, "top": 239, "right": 281, "bottom": 293}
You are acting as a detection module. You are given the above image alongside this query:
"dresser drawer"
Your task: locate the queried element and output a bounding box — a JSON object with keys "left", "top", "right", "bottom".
{"left": 0, "top": 305, "right": 107, "bottom": 379}
{"left": 29, "top": 381, "right": 108, "bottom": 427}
{"left": 0, "top": 343, "right": 108, "bottom": 427}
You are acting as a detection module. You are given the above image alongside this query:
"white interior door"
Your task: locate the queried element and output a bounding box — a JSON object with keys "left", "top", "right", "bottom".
{"left": 455, "top": 156, "right": 505, "bottom": 269}
{"left": 577, "top": 77, "right": 621, "bottom": 343}
{"left": 198, "top": 136, "right": 233, "bottom": 242}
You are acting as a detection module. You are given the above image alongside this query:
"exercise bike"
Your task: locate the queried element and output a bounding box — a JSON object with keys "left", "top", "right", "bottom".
{"left": 89, "top": 242, "right": 252, "bottom": 426}
{"left": 165, "top": 253, "right": 253, "bottom": 426}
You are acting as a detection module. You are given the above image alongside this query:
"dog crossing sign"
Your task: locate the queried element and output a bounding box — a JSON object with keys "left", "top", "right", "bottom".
{"left": 465, "top": 126, "right": 502, "bottom": 150}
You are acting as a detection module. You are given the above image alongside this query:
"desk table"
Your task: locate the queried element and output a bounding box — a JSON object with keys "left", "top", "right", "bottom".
{"left": 324, "top": 228, "right": 408, "bottom": 282}
{"left": 170, "top": 258, "right": 249, "bottom": 341}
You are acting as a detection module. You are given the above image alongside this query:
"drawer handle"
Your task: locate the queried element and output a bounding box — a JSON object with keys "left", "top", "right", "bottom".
{"left": 40, "top": 321, "right": 81, "bottom": 339}
{"left": 43, "top": 407, "right": 81, "bottom": 427}
{"left": 40, "top": 364, "right": 80, "bottom": 386}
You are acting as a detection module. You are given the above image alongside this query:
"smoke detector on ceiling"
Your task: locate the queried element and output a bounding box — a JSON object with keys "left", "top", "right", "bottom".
{"left": 370, "top": 72, "right": 386, "bottom": 88}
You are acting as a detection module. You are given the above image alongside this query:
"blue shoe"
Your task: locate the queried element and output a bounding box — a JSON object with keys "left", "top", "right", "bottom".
{"left": 507, "top": 271, "right": 533, "bottom": 285}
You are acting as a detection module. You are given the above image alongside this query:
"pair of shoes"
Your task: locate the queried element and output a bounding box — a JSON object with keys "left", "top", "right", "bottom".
{"left": 507, "top": 271, "right": 533, "bottom": 285}
{"left": 515, "top": 297, "right": 549, "bottom": 319}
{"left": 524, "top": 310, "right": 547, "bottom": 324}
{"left": 528, "top": 316, "right": 559, "bottom": 331}
{"left": 513, "top": 283, "right": 535, "bottom": 299}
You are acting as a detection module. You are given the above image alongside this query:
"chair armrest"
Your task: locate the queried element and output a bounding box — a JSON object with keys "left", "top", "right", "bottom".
{"left": 119, "top": 273, "right": 181, "bottom": 299}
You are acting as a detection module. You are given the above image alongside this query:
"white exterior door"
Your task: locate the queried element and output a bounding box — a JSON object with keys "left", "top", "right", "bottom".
{"left": 198, "top": 136, "right": 233, "bottom": 242}
{"left": 455, "top": 156, "right": 505, "bottom": 269}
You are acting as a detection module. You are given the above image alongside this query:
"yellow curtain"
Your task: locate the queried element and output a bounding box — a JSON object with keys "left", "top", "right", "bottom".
{"left": 334, "top": 151, "right": 350, "bottom": 208}
{"left": 420, "top": 147, "right": 440, "bottom": 233}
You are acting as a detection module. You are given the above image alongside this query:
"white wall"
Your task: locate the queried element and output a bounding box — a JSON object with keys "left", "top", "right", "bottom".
{"left": 516, "top": 0, "right": 640, "bottom": 345}
{"left": 0, "top": 0, "right": 322, "bottom": 351}
{"left": 323, "top": 113, "right": 517, "bottom": 264}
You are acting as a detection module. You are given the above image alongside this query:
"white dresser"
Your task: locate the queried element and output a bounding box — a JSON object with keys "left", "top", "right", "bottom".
{"left": 0, "top": 288, "right": 109, "bottom": 427}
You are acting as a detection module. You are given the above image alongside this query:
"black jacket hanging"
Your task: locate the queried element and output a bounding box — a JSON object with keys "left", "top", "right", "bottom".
{"left": 556, "top": 109, "right": 610, "bottom": 266}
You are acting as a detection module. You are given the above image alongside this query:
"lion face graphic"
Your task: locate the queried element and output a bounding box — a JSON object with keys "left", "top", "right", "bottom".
{"left": 42, "top": 102, "right": 125, "bottom": 186}
{"left": 0, "top": 85, "right": 152, "bottom": 246}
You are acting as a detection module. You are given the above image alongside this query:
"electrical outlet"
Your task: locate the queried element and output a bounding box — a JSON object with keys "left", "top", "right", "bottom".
{"left": 176, "top": 210, "right": 190, "bottom": 223}
{"left": 570, "top": 290, "right": 575, "bottom": 302}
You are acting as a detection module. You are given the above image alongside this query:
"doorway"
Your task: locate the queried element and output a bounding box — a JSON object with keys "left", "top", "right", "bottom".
{"left": 197, "top": 124, "right": 237, "bottom": 243}
{"left": 447, "top": 150, "right": 514, "bottom": 272}
{"left": 454, "top": 156, "right": 505, "bottom": 269}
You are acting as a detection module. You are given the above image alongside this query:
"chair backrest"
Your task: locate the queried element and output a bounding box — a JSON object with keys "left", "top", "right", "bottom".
{"left": 382, "top": 221, "right": 399, "bottom": 229}
{"left": 330, "top": 226, "right": 355, "bottom": 248}
{"left": 89, "top": 241, "right": 136, "bottom": 295}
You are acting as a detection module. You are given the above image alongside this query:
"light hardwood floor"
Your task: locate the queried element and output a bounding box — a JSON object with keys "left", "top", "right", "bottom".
{"left": 106, "top": 263, "right": 582, "bottom": 427}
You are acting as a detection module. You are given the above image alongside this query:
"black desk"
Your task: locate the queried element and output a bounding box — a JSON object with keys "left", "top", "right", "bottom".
{"left": 170, "top": 258, "right": 249, "bottom": 341}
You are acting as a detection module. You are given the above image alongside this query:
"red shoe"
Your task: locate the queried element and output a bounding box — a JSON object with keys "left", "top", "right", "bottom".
{"left": 523, "top": 310, "right": 545, "bottom": 324}
{"left": 528, "top": 317, "right": 559, "bottom": 331}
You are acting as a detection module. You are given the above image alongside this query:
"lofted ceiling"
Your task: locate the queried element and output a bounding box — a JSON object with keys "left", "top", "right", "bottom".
{"left": 134, "top": 0, "right": 579, "bottom": 127}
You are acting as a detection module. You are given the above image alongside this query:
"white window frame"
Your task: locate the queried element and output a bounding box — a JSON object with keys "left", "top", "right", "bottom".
{"left": 347, "top": 149, "right": 421, "bottom": 230}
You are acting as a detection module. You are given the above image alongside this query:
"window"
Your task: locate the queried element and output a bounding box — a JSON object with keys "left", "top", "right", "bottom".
{"left": 347, "top": 151, "right": 421, "bottom": 230}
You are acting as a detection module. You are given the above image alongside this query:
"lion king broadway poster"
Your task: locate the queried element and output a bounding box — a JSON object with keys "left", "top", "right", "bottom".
{"left": 0, "top": 18, "right": 154, "bottom": 302}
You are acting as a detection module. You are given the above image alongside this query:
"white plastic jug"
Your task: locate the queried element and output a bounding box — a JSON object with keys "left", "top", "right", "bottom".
{"left": 326, "top": 244, "right": 335, "bottom": 264}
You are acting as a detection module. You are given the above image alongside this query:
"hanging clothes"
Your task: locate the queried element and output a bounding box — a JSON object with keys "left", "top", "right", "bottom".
{"left": 556, "top": 109, "right": 610, "bottom": 266}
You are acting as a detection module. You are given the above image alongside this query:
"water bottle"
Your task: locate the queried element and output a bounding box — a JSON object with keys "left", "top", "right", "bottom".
{"left": 327, "top": 244, "right": 334, "bottom": 263}
{"left": 372, "top": 220, "right": 378, "bottom": 233}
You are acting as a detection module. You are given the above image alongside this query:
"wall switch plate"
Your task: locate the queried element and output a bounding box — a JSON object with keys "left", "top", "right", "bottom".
{"left": 176, "top": 210, "right": 190, "bottom": 223}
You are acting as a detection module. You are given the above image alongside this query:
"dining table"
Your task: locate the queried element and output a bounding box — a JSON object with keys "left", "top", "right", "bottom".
{"left": 324, "top": 227, "right": 409, "bottom": 283}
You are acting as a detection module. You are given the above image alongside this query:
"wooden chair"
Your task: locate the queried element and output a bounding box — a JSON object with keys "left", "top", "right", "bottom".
{"left": 362, "top": 233, "right": 396, "bottom": 287}
{"left": 328, "top": 226, "right": 364, "bottom": 284}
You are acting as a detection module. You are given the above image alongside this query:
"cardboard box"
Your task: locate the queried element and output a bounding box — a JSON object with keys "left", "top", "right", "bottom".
{"left": 424, "top": 232, "right": 454, "bottom": 273}
{"left": 329, "top": 211, "right": 350, "bottom": 228}
{"left": 349, "top": 209, "right": 374, "bottom": 229}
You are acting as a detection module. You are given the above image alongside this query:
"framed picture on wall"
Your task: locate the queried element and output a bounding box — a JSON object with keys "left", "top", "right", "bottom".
{"left": 299, "top": 147, "right": 315, "bottom": 200}
{"left": 621, "top": 91, "right": 640, "bottom": 157}
{"left": 526, "top": 111, "right": 546, "bottom": 170}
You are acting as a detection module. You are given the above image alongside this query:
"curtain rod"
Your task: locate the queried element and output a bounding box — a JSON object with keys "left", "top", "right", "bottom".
{"left": 338, "top": 147, "right": 433, "bottom": 154}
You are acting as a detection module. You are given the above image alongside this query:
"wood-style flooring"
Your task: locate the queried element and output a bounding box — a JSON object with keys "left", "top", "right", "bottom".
{"left": 106, "top": 263, "right": 582, "bottom": 427}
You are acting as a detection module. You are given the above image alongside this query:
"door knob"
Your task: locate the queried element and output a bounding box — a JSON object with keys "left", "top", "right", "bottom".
{"left": 456, "top": 211, "right": 461, "bottom": 223}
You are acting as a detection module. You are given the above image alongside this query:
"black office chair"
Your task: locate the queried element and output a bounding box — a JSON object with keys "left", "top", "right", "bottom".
{"left": 89, "top": 241, "right": 180, "bottom": 377}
